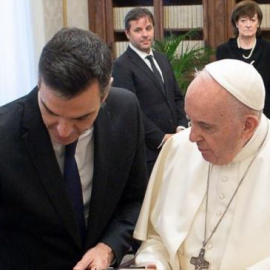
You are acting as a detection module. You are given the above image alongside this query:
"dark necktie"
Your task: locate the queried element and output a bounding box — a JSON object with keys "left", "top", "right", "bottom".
{"left": 146, "top": 55, "right": 165, "bottom": 92}
{"left": 64, "top": 140, "right": 86, "bottom": 241}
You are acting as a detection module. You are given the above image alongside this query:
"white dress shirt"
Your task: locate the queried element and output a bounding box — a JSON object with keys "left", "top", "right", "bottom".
{"left": 129, "top": 43, "right": 164, "bottom": 81}
{"left": 52, "top": 127, "right": 94, "bottom": 224}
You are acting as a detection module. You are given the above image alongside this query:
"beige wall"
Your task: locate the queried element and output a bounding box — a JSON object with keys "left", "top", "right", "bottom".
{"left": 29, "top": 0, "right": 89, "bottom": 73}
{"left": 43, "top": 0, "right": 89, "bottom": 42}
{"left": 66, "top": 0, "right": 89, "bottom": 31}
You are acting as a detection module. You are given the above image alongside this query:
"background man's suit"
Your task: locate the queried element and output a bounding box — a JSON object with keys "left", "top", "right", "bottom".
{"left": 0, "top": 86, "right": 147, "bottom": 270}
{"left": 112, "top": 46, "right": 187, "bottom": 175}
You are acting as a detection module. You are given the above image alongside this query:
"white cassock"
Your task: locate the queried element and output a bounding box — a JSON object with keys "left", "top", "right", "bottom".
{"left": 134, "top": 115, "right": 270, "bottom": 270}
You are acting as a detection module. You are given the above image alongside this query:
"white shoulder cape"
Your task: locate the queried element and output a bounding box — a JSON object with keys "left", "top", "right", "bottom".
{"left": 134, "top": 116, "right": 270, "bottom": 270}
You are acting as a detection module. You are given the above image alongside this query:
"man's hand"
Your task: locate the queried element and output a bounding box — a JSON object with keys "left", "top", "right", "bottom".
{"left": 73, "top": 243, "right": 114, "bottom": 270}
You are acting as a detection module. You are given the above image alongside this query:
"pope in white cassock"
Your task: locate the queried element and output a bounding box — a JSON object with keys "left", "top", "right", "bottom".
{"left": 134, "top": 59, "right": 270, "bottom": 270}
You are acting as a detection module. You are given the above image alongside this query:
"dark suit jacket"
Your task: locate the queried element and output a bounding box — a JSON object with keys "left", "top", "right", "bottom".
{"left": 112, "top": 46, "right": 187, "bottom": 170}
{"left": 0, "top": 87, "right": 147, "bottom": 270}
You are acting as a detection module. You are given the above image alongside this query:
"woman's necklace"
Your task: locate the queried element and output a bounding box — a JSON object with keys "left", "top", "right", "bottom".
{"left": 190, "top": 122, "right": 268, "bottom": 270}
{"left": 237, "top": 37, "right": 257, "bottom": 60}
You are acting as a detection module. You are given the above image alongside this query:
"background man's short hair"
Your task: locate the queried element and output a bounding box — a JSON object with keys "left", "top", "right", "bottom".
{"left": 124, "top": 7, "right": 155, "bottom": 31}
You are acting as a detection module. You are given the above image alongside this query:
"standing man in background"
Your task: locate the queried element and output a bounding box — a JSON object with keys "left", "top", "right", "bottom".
{"left": 112, "top": 7, "right": 188, "bottom": 177}
{"left": 0, "top": 27, "right": 147, "bottom": 270}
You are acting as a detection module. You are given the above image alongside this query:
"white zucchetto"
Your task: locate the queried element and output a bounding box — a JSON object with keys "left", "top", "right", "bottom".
{"left": 205, "top": 59, "right": 265, "bottom": 110}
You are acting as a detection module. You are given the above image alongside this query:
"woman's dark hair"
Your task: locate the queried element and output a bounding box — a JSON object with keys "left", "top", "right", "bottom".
{"left": 231, "top": 0, "right": 263, "bottom": 37}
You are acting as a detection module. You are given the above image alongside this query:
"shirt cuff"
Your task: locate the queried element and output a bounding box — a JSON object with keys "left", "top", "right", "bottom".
{"left": 157, "top": 136, "right": 166, "bottom": 149}
{"left": 176, "top": 126, "right": 186, "bottom": 132}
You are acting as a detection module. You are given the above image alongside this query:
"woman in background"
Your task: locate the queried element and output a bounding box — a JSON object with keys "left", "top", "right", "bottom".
{"left": 216, "top": 0, "right": 270, "bottom": 118}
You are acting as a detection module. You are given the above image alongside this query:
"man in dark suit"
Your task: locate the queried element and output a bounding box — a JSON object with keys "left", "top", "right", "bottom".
{"left": 112, "top": 7, "right": 188, "bottom": 177}
{"left": 0, "top": 27, "right": 147, "bottom": 270}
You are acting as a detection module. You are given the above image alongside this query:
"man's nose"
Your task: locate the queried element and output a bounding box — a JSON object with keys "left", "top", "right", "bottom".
{"left": 56, "top": 119, "right": 74, "bottom": 138}
{"left": 189, "top": 125, "right": 202, "bottom": 143}
{"left": 142, "top": 29, "right": 148, "bottom": 36}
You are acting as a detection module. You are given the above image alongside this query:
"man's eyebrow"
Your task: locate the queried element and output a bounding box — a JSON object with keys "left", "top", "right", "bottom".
{"left": 41, "top": 98, "right": 58, "bottom": 116}
{"left": 40, "top": 98, "right": 94, "bottom": 120}
{"left": 75, "top": 112, "right": 94, "bottom": 120}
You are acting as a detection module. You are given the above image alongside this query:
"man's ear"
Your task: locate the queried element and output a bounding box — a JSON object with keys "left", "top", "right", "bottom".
{"left": 125, "top": 30, "right": 130, "bottom": 39}
{"left": 242, "top": 115, "right": 260, "bottom": 140}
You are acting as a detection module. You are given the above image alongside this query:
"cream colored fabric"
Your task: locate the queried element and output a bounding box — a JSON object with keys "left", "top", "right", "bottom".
{"left": 247, "top": 257, "right": 270, "bottom": 270}
{"left": 179, "top": 162, "right": 241, "bottom": 270}
{"left": 134, "top": 115, "right": 270, "bottom": 270}
{"left": 205, "top": 59, "right": 265, "bottom": 110}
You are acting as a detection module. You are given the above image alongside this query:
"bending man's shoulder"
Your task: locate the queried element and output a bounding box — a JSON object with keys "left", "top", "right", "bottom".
{"left": 108, "top": 86, "right": 137, "bottom": 101}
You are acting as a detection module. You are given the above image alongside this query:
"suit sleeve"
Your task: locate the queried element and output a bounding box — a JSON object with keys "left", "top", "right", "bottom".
{"left": 112, "top": 61, "right": 137, "bottom": 93}
{"left": 112, "top": 61, "right": 165, "bottom": 149}
{"left": 98, "top": 93, "right": 148, "bottom": 265}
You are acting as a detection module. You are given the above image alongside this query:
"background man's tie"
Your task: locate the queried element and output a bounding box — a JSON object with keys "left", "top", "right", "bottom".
{"left": 146, "top": 55, "right": 165, "bottom": 93}
{"left": 64, "top": 140, "right": 86, "bottom": 241}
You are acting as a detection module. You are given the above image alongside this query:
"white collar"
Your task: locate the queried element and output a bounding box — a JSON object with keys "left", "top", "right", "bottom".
{"left": 129, "top": 43, "right": 153, "bottom": 60}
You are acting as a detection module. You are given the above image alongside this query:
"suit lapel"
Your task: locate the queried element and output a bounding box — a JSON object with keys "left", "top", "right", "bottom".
{"left": 22, "top": 88, "right": 82, "bottom": 248}
{"left": 127, "top": 47, "right": 166, "bottom": 97}
{"left": 153, "top": 51, "right": 166, "bottom": 79}
{"left": 85, "top": 103, "right": 110, "bottom": 245}
{"left": 153, "top": 51, "right": 169, "bottom": 96}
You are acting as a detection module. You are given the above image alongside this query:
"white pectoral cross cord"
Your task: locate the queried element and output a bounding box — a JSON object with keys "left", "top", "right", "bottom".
{"left": 190, "top": 131, "right": 268, "bottom": 270}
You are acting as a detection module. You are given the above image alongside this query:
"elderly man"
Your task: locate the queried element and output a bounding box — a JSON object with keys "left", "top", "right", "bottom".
{"left": 134, "top": 59, "right": 270, "bottom": 270}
